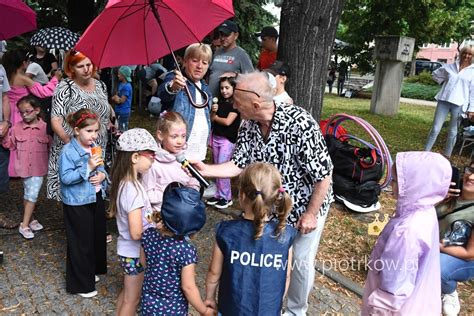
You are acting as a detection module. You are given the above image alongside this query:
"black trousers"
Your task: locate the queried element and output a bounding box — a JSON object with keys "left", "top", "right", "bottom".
{"left": 63, "top": 193, "right": 107, "bottom": 293}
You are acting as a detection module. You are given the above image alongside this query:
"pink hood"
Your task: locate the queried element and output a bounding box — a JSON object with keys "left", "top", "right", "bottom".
{"left": 395, "top": 151, "right": 451, "bottom": 217}
{"left": 361, "top": 152, "right": 451, "bottom": 315}
{"left": 140, "top": 146, "right": 200, "bottom": 212}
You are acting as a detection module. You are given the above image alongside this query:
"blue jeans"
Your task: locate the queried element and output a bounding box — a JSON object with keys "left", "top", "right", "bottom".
{"left": 117, "top": 113, "right": 130, "bottom": 132}
{"left": 440, "top": 252, "right": 474, "bottom": 294}
{"left": 0, "top": 146, "right": 9, "bottom": 193}
{"left": 425, "top": 100, "right": 462, "bottom": 157}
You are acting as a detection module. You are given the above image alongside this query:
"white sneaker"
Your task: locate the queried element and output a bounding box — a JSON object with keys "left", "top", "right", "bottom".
{"left": 78, "top": 290, "right": 97, "bottom": 298}
{"left": 442, "top": 291, "right": 461, "bottom": 316}
{"left": 95, "top": 275, "right": 100, "bottom": 283}
{"left": 28, "top": 220, "right": 44, "bottom": 231}
{"left": 19, "top": 224, "right": 34, "bottom": 239}
{"left": 203, "top": 182, "right": 217, "bottom": 198}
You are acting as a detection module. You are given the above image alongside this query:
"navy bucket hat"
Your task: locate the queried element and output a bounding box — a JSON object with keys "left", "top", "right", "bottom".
{"left": 161, "top": 182, "right": 206, "bottom": 237}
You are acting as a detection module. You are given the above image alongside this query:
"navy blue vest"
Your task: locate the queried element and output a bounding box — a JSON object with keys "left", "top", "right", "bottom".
{"left": 216, "top": 219, "right": 297, "bottom": 316}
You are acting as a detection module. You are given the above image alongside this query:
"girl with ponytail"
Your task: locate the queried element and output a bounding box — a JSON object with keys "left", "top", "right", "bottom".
{"left": 205, "top": 162, "right": 297, "bottom": 315}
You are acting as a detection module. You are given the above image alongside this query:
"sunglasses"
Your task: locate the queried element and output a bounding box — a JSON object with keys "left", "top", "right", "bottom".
{"left": 19, "top": 109, "right": 36, "bottom": 116}
{"left": 234, "top": 88, "right": 260, "bottom": 98}
{"left": 139, "top": 151, "right": 156, "bottom": 160}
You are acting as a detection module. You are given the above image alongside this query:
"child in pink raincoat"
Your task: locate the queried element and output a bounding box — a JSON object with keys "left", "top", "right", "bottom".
{"left": 362, "top": 151, "right": 451, "bottom": 315}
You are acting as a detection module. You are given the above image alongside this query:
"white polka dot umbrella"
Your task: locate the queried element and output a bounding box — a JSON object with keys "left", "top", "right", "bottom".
{"left": 30, "top": 27, "right": 80, "bottom": 50}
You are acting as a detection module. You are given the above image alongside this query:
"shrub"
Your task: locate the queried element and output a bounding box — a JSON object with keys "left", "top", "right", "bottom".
{"left": 401, "top": 82, "right": 440, "bottom": 100}
{"left": 405, "top": 71, "right": 438, "bottom": 86}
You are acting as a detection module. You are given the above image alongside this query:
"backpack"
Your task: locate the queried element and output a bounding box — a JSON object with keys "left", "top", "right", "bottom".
{"left": 325, "top": 134, "right": 383, "bottom": 183}
{"left": 324, "top": 113, "right": 391, "bottom": 212}
{"left": 333, "top": 173, "right": 381, "bottom": 207}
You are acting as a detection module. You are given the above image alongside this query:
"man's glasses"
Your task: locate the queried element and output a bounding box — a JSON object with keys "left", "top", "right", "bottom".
{"left": 464, "top": 166, "right": 474, "bottom": 175}
{"left": 234, "top": 88, "right": 260, "bottom": 98}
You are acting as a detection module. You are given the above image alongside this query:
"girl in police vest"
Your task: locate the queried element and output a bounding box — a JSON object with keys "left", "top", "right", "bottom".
{"left": 205, "top": 162, "right": 297, "bottom": 315}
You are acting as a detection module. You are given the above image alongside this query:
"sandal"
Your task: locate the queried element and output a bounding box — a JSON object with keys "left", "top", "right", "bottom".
{"left": 0, "top": 216, "right": 18, "bottom": 229}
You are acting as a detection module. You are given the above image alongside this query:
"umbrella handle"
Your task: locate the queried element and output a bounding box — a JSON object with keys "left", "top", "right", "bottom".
{"left": 184, "top": 85, "right": 209, "bottom": 109}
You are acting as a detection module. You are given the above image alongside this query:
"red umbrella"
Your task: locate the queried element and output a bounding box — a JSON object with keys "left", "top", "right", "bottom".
{"left": 75, "top": 0, "right": 234, "bottom": 69}
{"left": 0, "top": 0, "right": 36, "bottom": 40}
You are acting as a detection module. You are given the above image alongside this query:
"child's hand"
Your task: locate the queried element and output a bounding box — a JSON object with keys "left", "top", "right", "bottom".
{"left": 88, "top": 153, "right": 103, "bottom": 170}
{"left": 201, "top": 306, "right": 216, "bottom": 316}
{"left": 211, "top": 103, "right": 218, "bottom": 113}
{"left": 89, "top": 172, "right": 106, "bottom": 186}
{"left": 204, "top": 299, "right": 217, "bottom": 310}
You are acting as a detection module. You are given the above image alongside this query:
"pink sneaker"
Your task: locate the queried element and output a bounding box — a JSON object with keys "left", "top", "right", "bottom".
{"left": 29, "top": 220, "right": 44, "bottom": 231}
{"left": 19, "top": 224, "right": 34, "bottom": 239}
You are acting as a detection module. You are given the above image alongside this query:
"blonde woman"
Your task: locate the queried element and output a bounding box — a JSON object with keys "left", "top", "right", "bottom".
{"left": 425, "top": 46, "right": 474, "bottom": 157}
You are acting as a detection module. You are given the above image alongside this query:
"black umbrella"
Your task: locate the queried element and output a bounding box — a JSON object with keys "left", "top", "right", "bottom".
{"left": 30, "top": 27, "right": 80, "bottom": 50}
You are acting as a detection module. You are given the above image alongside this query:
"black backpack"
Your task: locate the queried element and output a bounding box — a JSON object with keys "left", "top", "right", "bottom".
{"left": 333, "top": 173, "right": 381, "bottom": 207}
{"left": 323, "top": 114, "right": 391, "bottom": 212}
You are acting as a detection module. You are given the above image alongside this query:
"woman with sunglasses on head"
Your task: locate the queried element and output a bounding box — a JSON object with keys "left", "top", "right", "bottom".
{"left": 46, "top": 50, "right": 111, "bottom": 201}
{"left": 437, "top": 161, "right": 474, "bottom": 316}
{"left": 157, "top": 43, "right": 213, "bottom": 162}
{"left": 2, "top": 48, "right": 61, "bottom": 177}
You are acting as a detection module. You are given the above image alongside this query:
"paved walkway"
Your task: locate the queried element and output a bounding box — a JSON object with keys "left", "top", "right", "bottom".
{"left": 0, "top": 179, "right": 361, "bottom": 314}
{"left": 399, "top": 97, "right": 436, "bottom": 107}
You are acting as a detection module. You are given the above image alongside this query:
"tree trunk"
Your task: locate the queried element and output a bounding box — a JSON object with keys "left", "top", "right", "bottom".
{"left": 278, "top": 0, "right": 345, "bottom": 121}
{"left": 67, "top": 0, "right": 96, "bottom": 33}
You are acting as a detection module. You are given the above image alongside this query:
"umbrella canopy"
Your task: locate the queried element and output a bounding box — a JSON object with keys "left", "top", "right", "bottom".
{"left": 0, "top": 0, "right": 36, "bottom": 40}
{"left": 30, "top": 27, "right": 80, "bottom": 50}
{"left": 75, "top": 0, "right": 234, "bottom": 68}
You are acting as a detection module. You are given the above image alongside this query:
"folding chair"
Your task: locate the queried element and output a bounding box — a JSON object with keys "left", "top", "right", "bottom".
{"left": 458, "top": 131, "right": 474, "bottom": 158}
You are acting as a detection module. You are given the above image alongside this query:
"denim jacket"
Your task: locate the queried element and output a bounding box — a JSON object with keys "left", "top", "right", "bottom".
{"left": 59, "top": 138, "right": 107, "bottom": 206}
{"left": 157, "top": 72, "right": 212, "bottom": 140}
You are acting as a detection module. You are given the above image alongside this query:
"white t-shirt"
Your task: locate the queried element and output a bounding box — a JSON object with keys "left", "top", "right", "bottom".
{"left": 116, "top": 181, "right": 153, "bottom": 258}
{"left": 273, "top": 91, "right": 293, "bottom": 105}
{"left": 26, "top": 62, "right": 49, "bottom": 85}
{"left": 186, "top": 82, "right": 209, "bottom": 161}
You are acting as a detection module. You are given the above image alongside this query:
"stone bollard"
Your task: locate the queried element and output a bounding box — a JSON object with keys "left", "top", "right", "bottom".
{"left": 370, "top": 36, "right": 415, "bottom": 116}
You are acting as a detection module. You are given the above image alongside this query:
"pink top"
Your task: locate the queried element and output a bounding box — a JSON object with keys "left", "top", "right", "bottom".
{"left": 2, "top": 119, "right": 52, "bottom": 177}
{"left": 8, "top": 77, "right": 58, "bottom": 125}
{"left": 7, "top": 77, "right": 58, "bottom": 177}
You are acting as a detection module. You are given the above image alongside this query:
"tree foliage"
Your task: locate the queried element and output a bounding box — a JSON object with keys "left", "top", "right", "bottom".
{"left": 232, "top": 0, "right": 277, "bottom": 63}
{"left": 338, "top": 0, "right": 474, "bottom": 73}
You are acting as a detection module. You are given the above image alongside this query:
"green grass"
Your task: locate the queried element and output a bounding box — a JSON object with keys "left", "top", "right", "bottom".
{"left": 321, "top": 94, "right": 453, "bottom": 159}
{"left": 130, "top": 94, "right": 467, "bottom": 164}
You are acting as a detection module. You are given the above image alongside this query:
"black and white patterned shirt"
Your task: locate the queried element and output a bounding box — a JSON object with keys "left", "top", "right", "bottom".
{"left": 232, "top": 103, "right": 334, "bottom": 226}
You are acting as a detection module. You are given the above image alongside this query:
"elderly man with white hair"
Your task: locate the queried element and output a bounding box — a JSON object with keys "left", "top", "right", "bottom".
{"left": 194, "top": 71, "right": 333, "bottom": 315}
